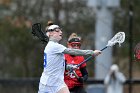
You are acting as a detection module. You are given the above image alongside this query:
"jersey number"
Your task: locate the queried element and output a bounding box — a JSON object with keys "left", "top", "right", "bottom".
{"left": 44, "top": 53, "right": 47, "bottom": 67}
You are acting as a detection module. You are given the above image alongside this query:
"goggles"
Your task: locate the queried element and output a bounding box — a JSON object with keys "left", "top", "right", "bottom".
{"left": 68, "top": 42, "right": 81, "bottom": 48}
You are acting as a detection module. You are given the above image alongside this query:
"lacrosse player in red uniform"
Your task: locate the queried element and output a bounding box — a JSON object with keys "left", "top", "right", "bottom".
{"left": 64, "top": 33, "right": 88, "bottom": 93}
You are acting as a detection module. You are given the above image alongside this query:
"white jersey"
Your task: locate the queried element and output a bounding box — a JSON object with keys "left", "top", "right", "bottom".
{"left": 40, "top": 41, "right": 66, "bottom": 86}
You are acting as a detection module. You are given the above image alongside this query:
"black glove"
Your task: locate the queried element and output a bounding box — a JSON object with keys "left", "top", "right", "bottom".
{"left": 78, "top": 77, "right": 84, "bottom": 83}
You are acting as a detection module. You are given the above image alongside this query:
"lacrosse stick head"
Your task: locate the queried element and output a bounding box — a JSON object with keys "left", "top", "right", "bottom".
{"left": 32, "top": 23, "right": 49, "bottom": 44}
{"left": 134, "top": 42, "right": 140, "bottom": 61}
{"left": 106, "top": 32, "right": 125, "bottom": 47}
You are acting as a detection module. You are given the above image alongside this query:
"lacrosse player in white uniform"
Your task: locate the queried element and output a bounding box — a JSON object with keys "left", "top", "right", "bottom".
{"left": 38, "top": 21, "right": 102, "bottom": 93}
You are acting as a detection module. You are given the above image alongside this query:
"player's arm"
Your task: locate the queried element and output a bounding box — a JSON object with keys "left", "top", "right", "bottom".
{"left": 63, "top": 48, "right": 101, "bottom": 56}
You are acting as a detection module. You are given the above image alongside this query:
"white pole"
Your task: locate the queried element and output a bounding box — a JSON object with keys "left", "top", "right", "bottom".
{"left": 88, "top": 0, "right": 120, "bottom": 79}
{"left": 95, "top": 7, "right": 113, "bottom": 79}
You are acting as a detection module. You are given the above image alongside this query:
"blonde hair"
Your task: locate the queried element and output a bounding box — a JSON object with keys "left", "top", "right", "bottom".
{"left": 45, "top": 20, "right": 56, "bottom": 37}
{"left": 45, "top": 20, "right": 54, "bottom": 32}
{"left": 68, "top": 33, "right": 81, "bottom": 42}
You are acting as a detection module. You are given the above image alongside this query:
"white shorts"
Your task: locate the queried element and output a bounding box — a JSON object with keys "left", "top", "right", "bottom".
{"left": 38, "top": 82, "right": 67, "bottom": 93}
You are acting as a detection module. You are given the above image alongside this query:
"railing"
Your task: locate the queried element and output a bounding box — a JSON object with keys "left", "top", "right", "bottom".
{"left": 0, "top": 78, "right": 140, "bottom": 93}
{"left": 0, "top": 78, "right": 140, "bottom": 85}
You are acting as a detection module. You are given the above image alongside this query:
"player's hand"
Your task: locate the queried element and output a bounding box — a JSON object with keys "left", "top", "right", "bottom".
{"left": 66, "top": 64, "right": 78, "bottom": 70}
{"left": 93, "top": 50, "right": 101, "bottom": 56}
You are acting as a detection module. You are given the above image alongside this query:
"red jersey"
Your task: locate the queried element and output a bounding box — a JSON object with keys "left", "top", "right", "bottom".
{"left": 64, "top": 54, "right": 86, "bottom": 89}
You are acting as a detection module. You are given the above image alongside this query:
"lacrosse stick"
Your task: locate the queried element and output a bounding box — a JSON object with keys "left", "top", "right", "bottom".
{"left": 67, "top": 32, "right": 125, "bottom": 74}
{"left": 134, "top": 42, "right": 140, "bottom": 61}
{"left": 31, "top": 23, "right": 48, "bottom": 44}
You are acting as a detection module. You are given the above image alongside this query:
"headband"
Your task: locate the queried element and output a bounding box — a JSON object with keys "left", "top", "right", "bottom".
{"left": 47, "top": 25, "right": 60, "bottom": 32}
{"left": 68, "top": 38, "right": 80, "bottom": 43}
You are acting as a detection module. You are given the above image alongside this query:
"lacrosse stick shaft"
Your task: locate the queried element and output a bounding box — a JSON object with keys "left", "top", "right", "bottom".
{"left": 68, "top": 32, "right": 125, "bottom": 74}
{"left": 77, "top": 46, "right": 107, "bottom": 67}
{"left": 67, "top": 46, "right": 108, "bottom": 74}
{"left": 73, "top": 70, "right": 79, "bottom": 78}
{"left": 100, "top": 46, "right": 108, "bottom": 51}
{"left": 77, "top": 56, "right": 93, "bottom": 67}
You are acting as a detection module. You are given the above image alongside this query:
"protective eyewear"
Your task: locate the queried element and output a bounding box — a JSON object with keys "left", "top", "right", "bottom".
{"left": 69, "top": 43, "right": 81, "bottom": 47}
